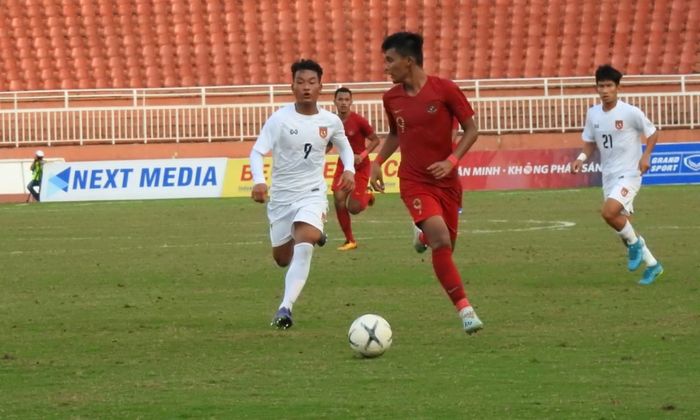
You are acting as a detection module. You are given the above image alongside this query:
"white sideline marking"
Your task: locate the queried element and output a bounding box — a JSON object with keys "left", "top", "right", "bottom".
{"left": 470, "top": 219, "right": 576, "bottom": 234}
{"left": 5, "top": 219, "right": 576, "bottom": 255}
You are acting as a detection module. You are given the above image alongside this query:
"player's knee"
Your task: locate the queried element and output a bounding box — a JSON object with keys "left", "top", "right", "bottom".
{"left": 427, "top": 233, "right": 452, "bottom": 250}
{"left": 273, "top": 255, "right": 291, "bottom": 267}
{"left": 347, "top": 202, "right": 363, "bottom": 215}
{"left": 601, "top": 207, "right": 616, "bottom": 222}
{"left": 272, "top": 247, "right": 293, "bottom": 267}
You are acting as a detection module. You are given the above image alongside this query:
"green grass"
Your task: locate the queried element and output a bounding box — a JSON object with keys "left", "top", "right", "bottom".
{"left": 1, "top": 186, "right": 698, "bottom": 419}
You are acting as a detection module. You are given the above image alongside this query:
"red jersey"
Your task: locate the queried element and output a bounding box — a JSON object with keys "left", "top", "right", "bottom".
{"left": 383, "top": 75, "right": 475, "bottom": 187}
{"left": 336, "top": 111, "right": 375, "bottom": 170}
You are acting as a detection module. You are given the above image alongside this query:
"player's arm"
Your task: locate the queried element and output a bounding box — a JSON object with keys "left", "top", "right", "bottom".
{"left": 639, "top": 131, "right": 659, "bottom": 174}
{"left": 365, "top": 133, "right": 381, "bottom": 154}
{"left": 572, "top": 111, "right": 597, "bottom": 174}
{"left": 428, "top": 117, "right": 478, "bottom": 180}
{"left": 356, "top": 132, "right": 381, "bottom": 165}
{"left": 249, "top": 148, "right": 268, "bottom": 203}
{"left": 637, "top": 110, "right": 659, "bottom": 174}
{"left": 249, "top": 116, "right": 276, "bottom": 203}
{"left": 370, "top": 132, "right": 398, "bottom": 192}
{"left": 428, "top": 81, "right": 478, "bottom": 179}
{"left": 571, "top": 142, "right": 597, "bottom": 173}
{"left": 453, "top": 117, "right": 479, "bottom": 158}
{"left": 370, "top": 101, "right": 400, "bottom": 192}
{"left": 451, "top": 118, "right": 460, "bottom": 144}
{"left": 356, "top": 117, "right": 381, "bottom": 164}
{"left": 331, "top": 123, "right": 356, "bottom": 193}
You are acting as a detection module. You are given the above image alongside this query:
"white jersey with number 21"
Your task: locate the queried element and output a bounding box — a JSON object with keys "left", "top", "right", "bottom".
{"left": 582, "top": 100, "right": 656, "bottom": 185}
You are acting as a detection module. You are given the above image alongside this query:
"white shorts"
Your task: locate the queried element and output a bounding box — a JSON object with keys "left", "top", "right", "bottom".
{"left": 267, "top": 196, "right": 328, "bottom": 247}
{"left": 603, "top": 175, "right": 641, "bottom": 215}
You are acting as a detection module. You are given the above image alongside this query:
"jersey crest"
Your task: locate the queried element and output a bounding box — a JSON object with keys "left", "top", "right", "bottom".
{"left": 319, "top": 126, "right": 328, "bottom": 139}
{"left": 396, "top": 116, "right": 406, "bottom": 133}
{"left": 615, "top": 120, "right": 624, "bottom": 130}
{"left": 412, "top": 198, "right": 422, "bottom": 215}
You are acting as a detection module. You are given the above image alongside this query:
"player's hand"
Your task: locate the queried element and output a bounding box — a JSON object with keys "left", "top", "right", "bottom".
{"left": 571, "top": 159, "right": 584, "bottom": 173}
{"left": 638, "top": 154, "right": 651, "bottom": 174}
{"left": 338, "top": 171, "right": 355, "bottom": 193}
{"left": 251, "top": 183, "right": 268, "bottom": 203}
{"left": 369, "top": 161, "right": 385, "bottom": 192}
{"left": 353, "top": 154, "right": 363, "bottom": 165}
{"left": 427, "top": 160, "right": 454, "bottom": 179}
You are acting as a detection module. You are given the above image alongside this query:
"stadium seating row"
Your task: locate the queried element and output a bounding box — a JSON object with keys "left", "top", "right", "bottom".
{"left": 0, "top": 0, "right": 697, "bottom": 91}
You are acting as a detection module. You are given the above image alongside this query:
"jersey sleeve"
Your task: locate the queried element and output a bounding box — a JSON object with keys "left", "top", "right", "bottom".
{"left": 358, "top": 114, "right": 375, "bottom": 138}
{"left": 329, "top": 115, "right": 350, "bottom": 149}
{"left": 582, "top": 109, "right": 595, "bottom": 142}
{"left": 252, "top": 112, "right": 279, "bottom": 154}
{"left": 330, "top": 116, "right": 355, "bottom": 173}
{"left": 632, "top": 107, "right": 657, "bottom": 138}
{"left": 383, "top": 96, "right": 398, "bottom": 135}
{"left": 442, "top": 79, "right": 475, "bottom": 123}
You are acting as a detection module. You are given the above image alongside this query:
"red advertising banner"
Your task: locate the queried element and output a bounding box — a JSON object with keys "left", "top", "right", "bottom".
{"left": 458, "top": 148, "right": 602, "bottom": 191}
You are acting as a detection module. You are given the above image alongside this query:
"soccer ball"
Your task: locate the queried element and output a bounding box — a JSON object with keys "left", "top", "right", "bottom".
{"left": 348, "top": 314, "right": 392, "bottom": 358}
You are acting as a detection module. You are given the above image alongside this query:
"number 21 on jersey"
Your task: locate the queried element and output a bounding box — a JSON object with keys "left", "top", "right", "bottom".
{"left": 602, "top": 133, "right": 613, "bottom": 149}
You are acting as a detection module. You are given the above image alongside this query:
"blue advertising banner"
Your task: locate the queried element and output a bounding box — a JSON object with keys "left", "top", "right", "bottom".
{"left": 643, "top": 142, "right": 700, "bottom": 186}
{"left": 40, "top": 158, "right": 227, "bottom": 202}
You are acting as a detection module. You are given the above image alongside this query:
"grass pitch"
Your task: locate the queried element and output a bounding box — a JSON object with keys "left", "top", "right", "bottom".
{"left": 1, "top": 186, "right": 698, "bottom": 419}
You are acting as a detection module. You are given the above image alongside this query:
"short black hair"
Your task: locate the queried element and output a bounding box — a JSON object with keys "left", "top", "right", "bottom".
{"left": 595, "top": 65, "right": 623, "bottom": 85}
{"left": 334, "top": 87, "right": 352, "bottom": 98}
{"left": 291, "top": 59, "right": 323, "bottom": 81}
{"left": 381, "top": 32, "right": 424, "bottom": 66}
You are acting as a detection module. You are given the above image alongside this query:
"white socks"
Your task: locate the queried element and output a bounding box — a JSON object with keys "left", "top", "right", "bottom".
{"left": 280, "top": 242, "right": 314, "bottom": 310}
{"left": 642, "top": 241, "right": 658, "bottom": 266}
{"left": 617, "top": 221, "right": 639, "bottom": 245}
{"left": 618, "top": 221, "right": 658, "bottom": 266}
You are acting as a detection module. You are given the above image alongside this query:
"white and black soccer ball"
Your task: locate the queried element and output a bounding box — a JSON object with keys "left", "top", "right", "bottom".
{"left": 348, "top": 314, "right": 392, "bottom": 358}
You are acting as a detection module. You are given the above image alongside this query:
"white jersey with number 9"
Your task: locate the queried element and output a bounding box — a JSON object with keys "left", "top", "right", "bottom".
{"left": 253, "top": 104, "right": 349, "bottom": 205}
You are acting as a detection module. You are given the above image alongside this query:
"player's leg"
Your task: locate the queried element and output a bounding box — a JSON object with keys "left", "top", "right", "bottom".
{"left": 616, "top": 184, "right": 664, "bottom": 285}
{"left": 272, "top": 199, "right": 326, "bottom": 329}
{"left": 420, "top": 216, "right": 483, "bottom": 334}
{"left": 602, "top": 179, "right": 648, "bottom": 272}
{"left": 346, "top": 166, "right": 372, "bottom": 215}
{"left": 403, "top": 185, "right": 482, "bottom": 334}
{"left": 268, "top": 205, "right": 302, "bottom": 329}
{"left": 334, "top": 188, "right": 356, "bottom": 250}
{"left": 332, "top": 163, "right": 356, "bottom": 250}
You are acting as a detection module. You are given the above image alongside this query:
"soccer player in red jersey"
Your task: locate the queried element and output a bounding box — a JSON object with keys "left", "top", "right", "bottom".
{"left": 369, "top": 32, "right": 483, "bottom": 334}
{"left": 330, "top": 87, "right": 381, "bottom": 251}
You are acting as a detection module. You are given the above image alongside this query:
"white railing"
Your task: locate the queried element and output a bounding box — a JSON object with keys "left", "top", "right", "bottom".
{"left": 1, "top": 74, "right": 698, "bottom": 109}
{"left": 1, "top": 92, "right": 698, "bottom": 147}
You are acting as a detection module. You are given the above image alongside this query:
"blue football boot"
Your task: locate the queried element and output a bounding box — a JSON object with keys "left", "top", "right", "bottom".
{"left": 627, "top": 237, "right": 644, "bottom": 271}
{"left": 639, "top": 263, "right": 664, "bottom": 285}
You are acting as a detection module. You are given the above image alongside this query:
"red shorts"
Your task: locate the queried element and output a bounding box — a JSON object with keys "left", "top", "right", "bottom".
{"left": 400, "top": 179, "right": 462, "bottom": 242}
{"left": 332, "top": 161, "right": 370, "bottom": 202}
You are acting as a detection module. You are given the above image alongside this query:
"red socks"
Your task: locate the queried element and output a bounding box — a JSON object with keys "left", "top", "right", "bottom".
{"left": 431, "top": 246, "right": 470, "bottom": 311}
{"left": 336, "top": 207, "right": 354, "bottom": 243}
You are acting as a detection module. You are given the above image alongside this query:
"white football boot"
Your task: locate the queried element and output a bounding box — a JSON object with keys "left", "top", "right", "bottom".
{"left": 459, "top": 306, "right": 483, "bottom": 335}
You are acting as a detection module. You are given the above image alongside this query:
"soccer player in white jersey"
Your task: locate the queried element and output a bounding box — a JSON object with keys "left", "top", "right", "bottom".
{"left": 571, "top": 65, "right": 663, "bottom": 285}
{"left": 249, "top": 59, "right": 356, "bottom": 329}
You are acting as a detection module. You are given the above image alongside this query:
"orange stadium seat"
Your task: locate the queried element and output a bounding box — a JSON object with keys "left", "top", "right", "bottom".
{"left": 0, "top": 0, "right": 697, "bottom": 90}
{"left": 43, "top": 1, "right": 61, "bottom": 18}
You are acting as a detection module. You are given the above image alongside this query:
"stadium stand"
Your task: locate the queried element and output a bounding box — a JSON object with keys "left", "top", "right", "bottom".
{"left": 0, "top": 0, "right": 697, "bottom": 91}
